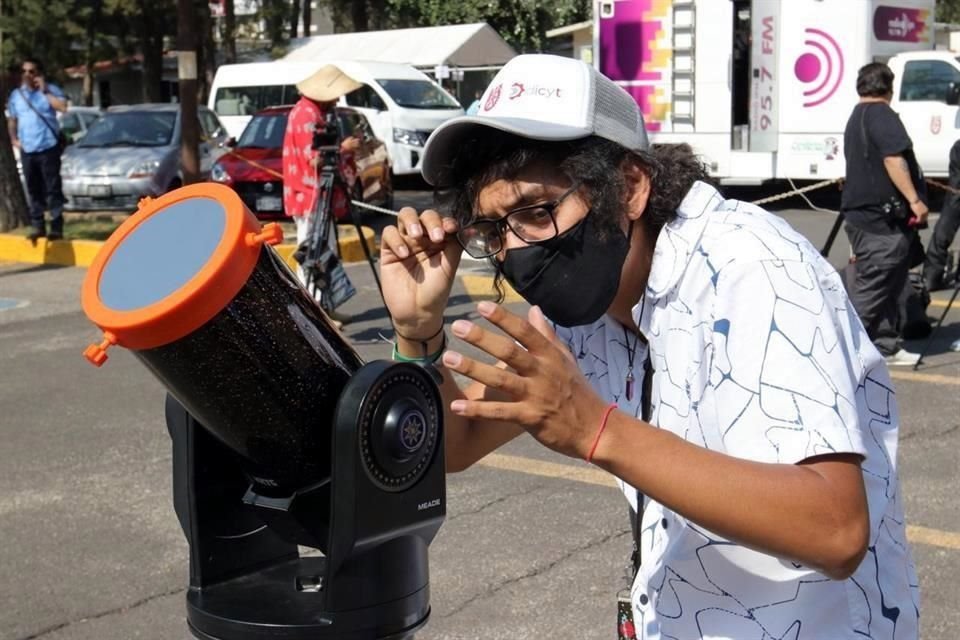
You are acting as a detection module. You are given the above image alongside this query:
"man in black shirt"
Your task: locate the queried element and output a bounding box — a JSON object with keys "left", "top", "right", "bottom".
{"left": 841, "top": 62, "right": 929, "bottom": 366}
{"left": 923, "top": 139, "right": 959, "bottom": 291}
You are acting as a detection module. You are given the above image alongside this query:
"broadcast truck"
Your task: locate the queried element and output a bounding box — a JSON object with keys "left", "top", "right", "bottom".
{"left": 594, "top": 0, "right": 960, "bottom": 183}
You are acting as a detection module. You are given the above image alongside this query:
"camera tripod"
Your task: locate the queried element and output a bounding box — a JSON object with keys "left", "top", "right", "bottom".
{"left": 913, "top": 275, "right": 960, "bottom": 370}
{"left": 301, "top": 146, "right": 383, "bottom": 311}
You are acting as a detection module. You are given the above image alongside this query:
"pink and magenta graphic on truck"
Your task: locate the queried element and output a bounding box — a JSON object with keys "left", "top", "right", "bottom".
{"left": 873, "top": 6, "right": 930, "bottom": 43}
{"left": 597, "top": 0, "right": 671, "bottom": 132}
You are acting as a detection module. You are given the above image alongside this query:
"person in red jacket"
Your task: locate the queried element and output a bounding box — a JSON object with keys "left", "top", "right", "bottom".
{"left": 282, "top": 65, "right": 362, "bottom": 325}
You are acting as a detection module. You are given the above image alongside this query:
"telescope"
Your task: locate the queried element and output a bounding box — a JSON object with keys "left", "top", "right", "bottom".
{"left": 80, "top": 183, "right": 445, "bottom": 639}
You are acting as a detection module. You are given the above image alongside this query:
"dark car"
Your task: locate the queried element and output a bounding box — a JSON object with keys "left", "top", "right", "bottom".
{"left": 211, "top": 105, "right": 393, "bottom": 221}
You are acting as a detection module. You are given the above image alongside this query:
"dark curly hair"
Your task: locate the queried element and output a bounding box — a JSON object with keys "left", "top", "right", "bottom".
{"left": 435, "top": 132, "right": 714, "bottom": 299}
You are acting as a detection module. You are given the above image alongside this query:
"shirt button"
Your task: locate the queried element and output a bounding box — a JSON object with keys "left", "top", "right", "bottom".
{"left": 661, "top": 518, "right": 669, "bottom": 530}
{"left": 639, "top": 594, "right": 649, "bottom": 606}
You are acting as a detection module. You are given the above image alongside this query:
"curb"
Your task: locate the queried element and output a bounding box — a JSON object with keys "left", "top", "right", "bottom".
{"left": 0, "top": 224, "right": 379, "bottom": 270}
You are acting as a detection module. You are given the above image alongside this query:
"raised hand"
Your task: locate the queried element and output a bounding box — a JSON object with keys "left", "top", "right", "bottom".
{"left": 440, "top": 302, "right": 609, "bottom": 460}
{"left": 379, "top": 207, "right": 463, "bottom": 339}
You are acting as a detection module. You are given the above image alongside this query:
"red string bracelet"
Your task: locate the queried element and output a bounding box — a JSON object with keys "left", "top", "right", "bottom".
{"left": 586, "top": 403, "right": 618, "bottom": 463}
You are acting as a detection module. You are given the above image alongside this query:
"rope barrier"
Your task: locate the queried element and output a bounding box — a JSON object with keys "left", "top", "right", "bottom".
{"left": 748, "top": 178, "right": 841, "bottom": 206}
{"left": 925, "top": 177, "right": 960, "bottom": 196}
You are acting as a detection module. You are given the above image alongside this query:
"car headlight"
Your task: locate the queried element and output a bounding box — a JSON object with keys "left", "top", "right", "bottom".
{"left": 210, "top": 163, "right": 231, "bottom": 183}
{"left": 128, "top": 160, "right": 160, "bottom": 178}
{"left": 60, "top": 160, "right": 74, "bottom": 177}
{"left": 393, "top": 128, "right": 426, "bottom": 147}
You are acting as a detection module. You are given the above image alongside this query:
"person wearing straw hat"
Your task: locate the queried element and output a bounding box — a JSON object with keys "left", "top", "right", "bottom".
{"left": 283, "top": 64, "right": 363, "bottom": 324}
{"left": 378, "top": 54, "right": 918, "bottom": 640}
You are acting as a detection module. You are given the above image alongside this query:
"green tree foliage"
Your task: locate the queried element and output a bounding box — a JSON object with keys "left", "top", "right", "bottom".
{"left": 392, "top": 0, "right": 589, "bottom": 52}
{"left": 937, "top": 0, "right": 960, "bottom": 24}
{"left": 322, "top": 0, "right": 589, "bottom": 52}
{"left": 0, "top": 0, "right": 86, "bottom": 82}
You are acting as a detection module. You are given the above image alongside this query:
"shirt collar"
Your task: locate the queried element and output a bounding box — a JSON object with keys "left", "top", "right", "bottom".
{"left": 634, "top": 180, "right": 724, "bottom": 332}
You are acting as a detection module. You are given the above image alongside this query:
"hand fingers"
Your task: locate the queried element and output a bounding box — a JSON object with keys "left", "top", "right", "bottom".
{"left": 441, "top": 350, "right": 528, "bottom": 396}
{"left": 527, "top": 305, "right": 576, "bottom": 364}
{"left": 448, "top": 318, "right": 538, "bottom": 374}
{"left": 474, "top": 301, "right": 552, "bottom": 355}
{"left": 449, "top": 397, "right": 531, "bottom": 425}
{"left": 379, "top": 224, "right": 411, "bottom": 260}
{"left": 396, "top": 207, "right": 425, "bottom": 239}
{"left": 382, "top": 208, "right": 459, "bottom": 262}
{"left": 418, "top": 209, "right": 460, "bottom": 244}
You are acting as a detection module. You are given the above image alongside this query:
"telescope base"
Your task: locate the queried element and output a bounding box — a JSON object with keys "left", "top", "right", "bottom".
{"left": 185, "top": 557, "right": 429, "bottom": 640}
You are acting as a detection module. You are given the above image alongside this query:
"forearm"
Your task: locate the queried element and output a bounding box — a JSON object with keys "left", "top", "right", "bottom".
{"left": 46, "top": 94, "right": 67, "bottom": 113}
{"left": 593, "top": 412, "right": 869, "bottom": 579}
{"left": 884, "top": 155, "right": 920, "bottom": 203}
{"left": 7, "top": 119, "right": 18, "bottom": 144}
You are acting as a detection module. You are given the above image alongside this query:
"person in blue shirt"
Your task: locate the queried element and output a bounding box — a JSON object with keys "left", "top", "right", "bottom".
{"left": 465, "top": 90, "right": 482, "bottom": 116}
{"left": 7, "top": 57, "right": 68, "bottom": 241}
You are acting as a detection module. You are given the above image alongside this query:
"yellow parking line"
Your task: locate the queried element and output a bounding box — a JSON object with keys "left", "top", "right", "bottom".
{"left": 477, "top": 453, "right": 960, "bottom": 551}
{"left": 929, "top": 298, "right": 957, "bottom": 309}
{"left": 461, "top": 274, "right": 524, "bottom": 304}
{"left": 889, "top": 370, "right": 960, "bottom": 386}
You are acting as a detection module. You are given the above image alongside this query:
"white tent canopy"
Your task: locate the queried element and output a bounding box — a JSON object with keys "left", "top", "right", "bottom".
{"left": 284, "top": 23, "right": 517, "bottom": 69}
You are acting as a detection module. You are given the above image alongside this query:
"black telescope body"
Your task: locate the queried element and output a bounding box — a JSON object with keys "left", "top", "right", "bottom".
{"left": 81, "top": 184, "right": 446, "bottom": 640}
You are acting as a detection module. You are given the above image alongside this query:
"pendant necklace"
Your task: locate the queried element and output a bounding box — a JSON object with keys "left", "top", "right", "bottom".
{"left": 622, "top": 325, "right": 639, "bottom": 402}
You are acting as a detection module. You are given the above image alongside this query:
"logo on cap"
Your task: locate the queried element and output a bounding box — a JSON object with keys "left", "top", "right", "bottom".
{"left": 484, "top": 84, "right": 502, "bottom": 112}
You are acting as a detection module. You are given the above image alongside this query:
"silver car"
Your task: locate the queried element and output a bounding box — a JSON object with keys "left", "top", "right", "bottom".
{"left": 61, "top": 103, "right": 229, "bottom": 211}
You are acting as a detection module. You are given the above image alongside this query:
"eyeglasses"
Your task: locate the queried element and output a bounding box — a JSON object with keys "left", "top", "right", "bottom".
{"left": 456, "top": 183, "right": 581, "bottom": 259}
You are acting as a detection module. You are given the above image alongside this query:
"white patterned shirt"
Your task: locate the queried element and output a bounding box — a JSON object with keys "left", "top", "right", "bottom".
{"left": 554, "top": 181, "right": 919, "bottom": 640}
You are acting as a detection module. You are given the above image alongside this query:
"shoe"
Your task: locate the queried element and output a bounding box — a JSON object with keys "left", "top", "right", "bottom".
{"left": 48, "top": 232, "right": 63, "bottom": 241}
{"left": 327, "top": 309, "right": 351, "bottom": 326}
{"left": 26, "top": 229, "right": 46, "bottom": 242}
{"left": 884, "top": 349, "right": 921, "bottom": 367}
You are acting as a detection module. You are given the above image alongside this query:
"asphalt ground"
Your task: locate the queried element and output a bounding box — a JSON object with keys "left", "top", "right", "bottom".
{"left": 1, "top": 186, "right": 958, "bottom": 640}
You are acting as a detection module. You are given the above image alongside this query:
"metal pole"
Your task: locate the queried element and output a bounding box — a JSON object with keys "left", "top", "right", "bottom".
{"left": 177, "top": 0, "right": 200, "bottom": 185}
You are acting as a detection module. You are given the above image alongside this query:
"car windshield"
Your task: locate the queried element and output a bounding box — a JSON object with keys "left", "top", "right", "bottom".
{"left": 78, "top": 112, "right": 176, "bottom": 147}
{"left": 375, "top": 79, "right": 461, "bottom": 109}
{"left": 237, "top": 112, "right": 288, "bottom": 148}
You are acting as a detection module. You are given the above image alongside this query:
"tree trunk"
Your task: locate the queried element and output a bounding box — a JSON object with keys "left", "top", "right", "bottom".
{"left": 301, "top": 0, "right": 311, "bottom": 36}
{"left": 197, "top": 0, "right": 216, "bottom": 102}
{"left": 350, "top": 0, "right": 368, "bottom": 32}
{"left": 135, "top": 0, "right": 165, "bottom": 102}
{"left": 177, "top": 0, "right": 200, "bottom": 184}
{"left": 83, "top": 0, "right": 103, "bottom": 106}
{"left": 0, "top": 121, "right": 29, "bottom": 232}
{"left": 141, "top": 36, "right": 165, "bottom": 102}
{"left": 368, "top": 0, "right": 385, "bottom": 30}
{"left": 223, "top": 0, "right": 237, "bottom": 63}
{"left": 263, "top": 0, "right": 288, "bottom": 49}
{"left": 289, "top": 0, "right": 299, "bottom": 38}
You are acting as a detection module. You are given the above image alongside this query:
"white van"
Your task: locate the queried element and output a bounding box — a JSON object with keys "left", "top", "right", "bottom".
{"left": 208, "top": 60, "right": 464, "bottom": 176}
{"left": 208, "top": 61, "right": 317, "bottom": 140}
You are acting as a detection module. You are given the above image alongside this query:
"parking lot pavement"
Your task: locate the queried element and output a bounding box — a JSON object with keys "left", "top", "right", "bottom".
{"left": 1, "top": 191, "right": 958, "bottom": 640}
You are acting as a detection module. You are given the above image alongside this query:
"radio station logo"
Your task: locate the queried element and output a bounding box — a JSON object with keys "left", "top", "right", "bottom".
{"left": 793, "top": 28, "right": 844, "bottom": 108}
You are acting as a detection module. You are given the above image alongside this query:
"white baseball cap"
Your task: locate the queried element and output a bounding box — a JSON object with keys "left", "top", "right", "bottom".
{"left": 421, "top": 54, "right": 649, "bottom": 187}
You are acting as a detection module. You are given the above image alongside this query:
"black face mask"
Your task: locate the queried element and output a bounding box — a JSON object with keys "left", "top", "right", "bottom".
{"left": 501, "top": 213, "right": 631, "bottom": 327}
